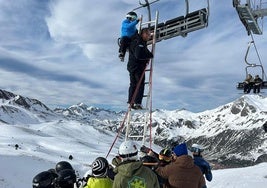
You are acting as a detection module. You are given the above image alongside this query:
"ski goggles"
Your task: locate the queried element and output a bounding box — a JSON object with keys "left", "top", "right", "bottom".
{"left": 126, "top": 15, "right": 137, "bottom": 21}
{"left": 158, "top": 154, "right": 172, "bottom": 162}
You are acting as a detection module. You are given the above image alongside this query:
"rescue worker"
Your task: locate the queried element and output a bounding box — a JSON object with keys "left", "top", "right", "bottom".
{"left": 127, "top": 28, "right": 153, "bottom": 110}
{"left": 155, "top": 143, "right": 206, "bottom": 188}
{"left": 112, "top": 140, "right": 160, "bottom": 188}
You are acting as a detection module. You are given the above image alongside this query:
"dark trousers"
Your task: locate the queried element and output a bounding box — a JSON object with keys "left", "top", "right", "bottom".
{"left": 253, "top": 84, "right": 261, "bottom": 93}
{"left": 128, "top": 69, "right": 145, "bottom": 104}
{"left": 119, "top": 36, "right": 131, "bottom": 55}
{"left": 244, "top": 83, "right": 253, "bottom": 93}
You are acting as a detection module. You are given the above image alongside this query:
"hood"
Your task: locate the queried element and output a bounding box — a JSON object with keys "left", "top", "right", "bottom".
{"left": 116, "top": 161, "right": 143, "bottom": 177}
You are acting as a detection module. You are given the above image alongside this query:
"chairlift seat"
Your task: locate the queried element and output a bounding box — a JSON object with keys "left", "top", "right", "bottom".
{"left": 157, "top": 22, "right": 165, "bottom": 30}
{"left": 149, "top": 22, "right": 165, "bottom": 31}
{"left": 237, "top": 82, "right": 245, "bottom": 89}
{"left": 165, "top": 16, "right": 185, "bottom": 26}
{"left": 186, "top": 8, "right": 207, "bottom": 19}
{"left": 237, "top": 81, "right": 267, "bottom": 89}
{"left": 262, "top": 81, "right": 267, "bottom": 88}
{"left": 184, "top": 8, "right": 208, "bottom": 31}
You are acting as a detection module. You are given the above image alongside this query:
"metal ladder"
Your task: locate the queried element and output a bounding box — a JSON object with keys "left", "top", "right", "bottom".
{"left": 124, "top": 11, "right": 159, "bottom": 146}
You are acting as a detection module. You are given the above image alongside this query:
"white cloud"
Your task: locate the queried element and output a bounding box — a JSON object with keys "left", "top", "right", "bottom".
{"left": 0, "top": 0, "right": 266, "bottom": 112}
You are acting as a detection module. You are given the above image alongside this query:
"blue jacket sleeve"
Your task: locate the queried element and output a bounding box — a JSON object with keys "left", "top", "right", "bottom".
{"left": 204, "top": 167, "right": 212, "bottom": 182}
{"left": 194, "top": 156, "right": 213, "bottom": 182}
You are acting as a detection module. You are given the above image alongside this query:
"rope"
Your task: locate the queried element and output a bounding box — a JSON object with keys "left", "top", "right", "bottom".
{"left": 250, "top": 33, "right": 267, "bottom": 80}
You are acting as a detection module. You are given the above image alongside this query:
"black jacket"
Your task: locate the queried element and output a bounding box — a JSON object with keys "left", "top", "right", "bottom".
{"left": 127, "top": 34, "right": 153, "bottom": 72}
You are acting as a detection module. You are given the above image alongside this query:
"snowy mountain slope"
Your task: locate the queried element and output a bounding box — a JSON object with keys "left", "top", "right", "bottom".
{"left": 0, "top": 89, "right": 266, "bottom": 167}
{"left": 148, "top": 95, "right": 267, "bottom": 167}
{"left": 0, "top": 121, "right": 266, "bottom": 188}
{"left": 0, "top": 90, "right": 60, "bottom": 124}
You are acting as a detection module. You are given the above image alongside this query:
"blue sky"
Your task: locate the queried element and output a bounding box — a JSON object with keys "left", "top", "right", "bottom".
{"left": 0, "top": 0, "right": 266, "bottom": 112}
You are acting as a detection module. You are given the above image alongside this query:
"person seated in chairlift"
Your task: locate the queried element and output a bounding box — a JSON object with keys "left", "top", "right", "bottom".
{"left": 243, "top": 74, "right": 254, "bottom": 93}
{"left": 253, "top": 75, "right": 263, "bottom": 93}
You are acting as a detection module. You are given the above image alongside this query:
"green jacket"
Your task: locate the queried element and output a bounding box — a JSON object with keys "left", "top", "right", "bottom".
{"left": 113, "top": 161, "right": 160, "bottom": 188}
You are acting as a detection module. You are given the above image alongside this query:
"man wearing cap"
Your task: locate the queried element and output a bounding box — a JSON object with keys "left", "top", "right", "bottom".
{"left": 112, "top": 140, "right": 160, "bottom": 188}
{"left": 155, "top": 143, "right": 206, "bottom": 188}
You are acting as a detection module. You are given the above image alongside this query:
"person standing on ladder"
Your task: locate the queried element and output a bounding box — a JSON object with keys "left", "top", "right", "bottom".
{"left": 127, "top": 27, "right": 153, "bottom": 110}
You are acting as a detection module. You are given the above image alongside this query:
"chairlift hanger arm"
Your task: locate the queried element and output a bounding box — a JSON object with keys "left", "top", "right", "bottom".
{"left": 245, "top": 41, "right": 255, "bottom": 66}
{"left": 138, "top": 0, "right": 160, "bottom": 7}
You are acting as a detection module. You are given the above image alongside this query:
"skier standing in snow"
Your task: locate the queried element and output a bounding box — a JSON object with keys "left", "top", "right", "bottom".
{"left": 140, "top": 146, "right": 174, "bottom": 188}
{"left": 190, "top": 144, "right": 213, "bottom": 182}
{"left": 54, "top": 161, "right": 77, "bottom": 188}
{"left": 32, "top": 170, "right": 57, "bottom": 188}
{"left": 83, "top": 157, "right": 113, "bottom": 188}
{"left": 155, "top": 143, "right": 206, "bottom": 188}
{"left": 32, "top": 161, "right": 77, "bottom": 188}
{"left": 112, "top": 140, "right": 160, "bottom": 188}
{"left": 127, "top": 28, "right": 153, "bottom": 110}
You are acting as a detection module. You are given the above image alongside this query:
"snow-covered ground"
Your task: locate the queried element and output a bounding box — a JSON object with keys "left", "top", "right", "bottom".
{"left": 0, "top": 120, "right": 266, "bottom": 188}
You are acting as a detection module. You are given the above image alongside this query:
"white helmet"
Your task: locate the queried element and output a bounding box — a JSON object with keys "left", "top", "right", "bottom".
{"left": 191, "top": 143, "right": 204, "bottom": 153}
{"left": 119, "top": 140, "right": 138, "bottom": 161}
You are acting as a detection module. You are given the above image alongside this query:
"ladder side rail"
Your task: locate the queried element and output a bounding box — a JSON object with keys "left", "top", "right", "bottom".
{"left": 125, "top": 111, "right": 132, "bottom": 141}
{"left": 142, "top": 11, "right": 159, "bottom": 146}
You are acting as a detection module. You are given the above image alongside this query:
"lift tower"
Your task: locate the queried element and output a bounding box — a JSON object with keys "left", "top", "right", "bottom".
{"left": 233, "top": 0, "right": 267, "bottom": 35}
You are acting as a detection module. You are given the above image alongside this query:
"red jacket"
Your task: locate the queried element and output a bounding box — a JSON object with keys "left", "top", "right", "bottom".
{"left": 156, "top": 155, "right": 206, "bottom": 188}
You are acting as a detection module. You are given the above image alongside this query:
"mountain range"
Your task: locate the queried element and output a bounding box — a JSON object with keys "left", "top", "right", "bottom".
{"left": 0, "top": 89, "right": 266, "bottom": 168}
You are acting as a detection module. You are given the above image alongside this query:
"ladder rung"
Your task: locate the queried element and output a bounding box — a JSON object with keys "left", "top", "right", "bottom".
{"left": 129, "top": 122, "right": 145, "bottom": 124}
{"left": 141, "top": 20, "right": 157, "bottom": 26}
{"left": 128, "top": 135, "right": 144, "bottom": 138}
{"left": 130, "top": 107, "right": 149, "bottom": 111}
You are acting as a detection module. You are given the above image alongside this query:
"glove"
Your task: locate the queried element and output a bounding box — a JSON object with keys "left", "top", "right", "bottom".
{"left": 140, "top": 145, "right": 151, "bottom": 153}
